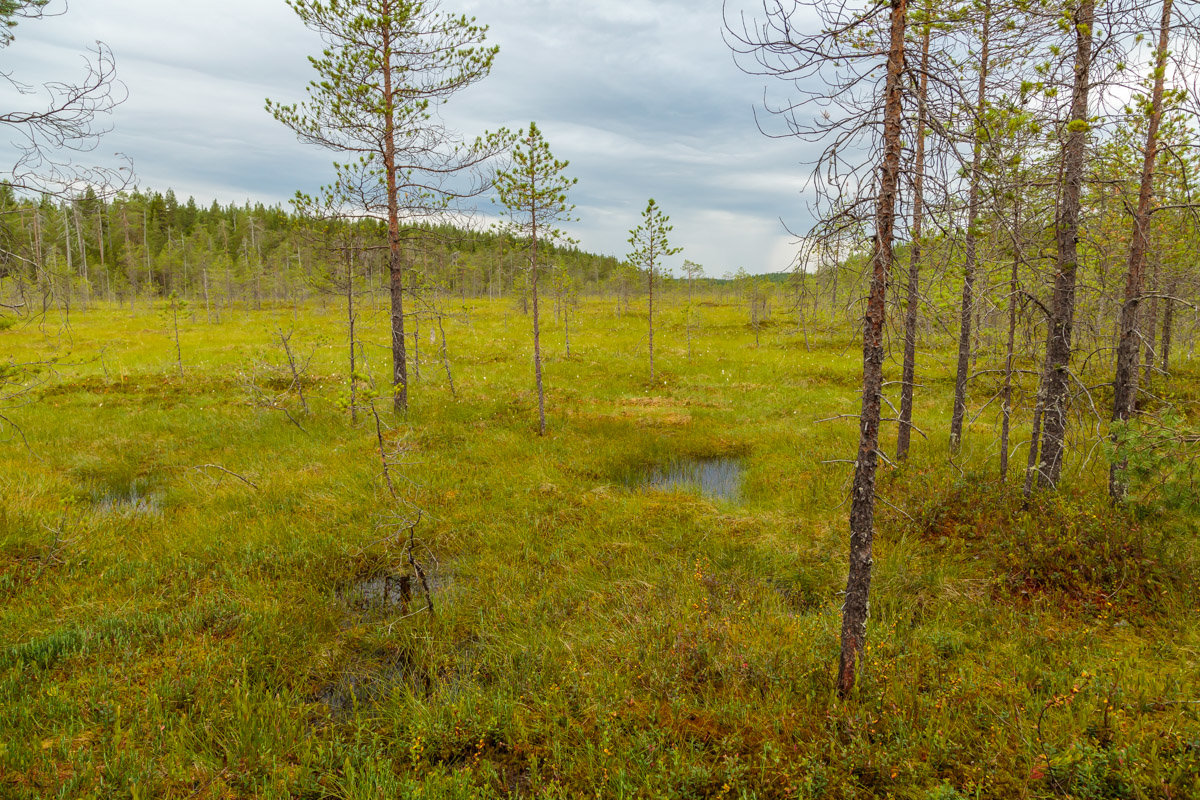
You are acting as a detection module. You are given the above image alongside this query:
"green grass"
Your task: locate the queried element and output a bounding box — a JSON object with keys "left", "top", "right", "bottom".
{"left": 1, "top": 294, "right": 1197, "bottom": 799}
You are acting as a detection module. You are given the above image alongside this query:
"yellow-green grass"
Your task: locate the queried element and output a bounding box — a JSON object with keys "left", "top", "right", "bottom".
{"left": 1, "top": 294, "right": 1197, "bottom": 799}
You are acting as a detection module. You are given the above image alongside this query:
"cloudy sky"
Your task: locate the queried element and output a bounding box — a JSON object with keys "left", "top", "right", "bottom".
{"left": 3, "top": 0, "right": 820, "bottom": 276}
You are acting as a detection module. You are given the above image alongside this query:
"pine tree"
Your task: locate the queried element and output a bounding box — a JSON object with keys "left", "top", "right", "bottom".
{"left": 268, "top": 0, "right": 504, "bottom": 413}
{"left": 494, "top": 122, "right": 577, "bottom": 436}
{"left": 626, "top": 199, "right": 681, "bottom": 383}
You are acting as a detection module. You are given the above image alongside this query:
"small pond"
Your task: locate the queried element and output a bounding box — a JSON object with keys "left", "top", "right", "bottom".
{"left": 637, "top": 457, "right": 744, "bottom": 502}
{"left": 341, "top": 569, "right": 450, "bottom": 614}
{"left": 89, "top": 479, "right": 163, "bottom": 516}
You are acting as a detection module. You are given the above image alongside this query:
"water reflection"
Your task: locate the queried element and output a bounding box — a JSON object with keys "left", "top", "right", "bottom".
{"left": 641, "top": 457, "right": 744, "bottom": 502}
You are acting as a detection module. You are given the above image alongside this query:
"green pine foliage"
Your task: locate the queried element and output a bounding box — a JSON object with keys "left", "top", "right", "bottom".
{"left": 626, "top": 197, "right": 682, "bottom": 280}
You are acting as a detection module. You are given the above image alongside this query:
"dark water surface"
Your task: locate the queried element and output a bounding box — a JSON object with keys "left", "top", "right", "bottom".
{"left": 639, "top": 457, "right": 744, "bottom": 502}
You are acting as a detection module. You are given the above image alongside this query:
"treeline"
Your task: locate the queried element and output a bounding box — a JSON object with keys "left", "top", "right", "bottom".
{"left": 0, "top": 185, "right": 625, "bottom": 314}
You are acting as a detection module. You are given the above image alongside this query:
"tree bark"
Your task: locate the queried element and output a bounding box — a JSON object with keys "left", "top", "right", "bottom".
{"left": 648, "top": 266, "right": 655, "bottom": 382}
{"left": 950, "top": 0, "right": 991, "bottom": 450}
{"left": 531, "top": 204, "right": 546, "bottom": 435}
{"left": 897, "top": 24, "right": 930, "bottom": 463}
{"left": 1000, "top": 192, "right": 1021, "bottom": 480}
{"left": 202, "top": 263, "right": 211, "bottom": 323}
{"left": 436, "top": 311, "right": 456, "bottom": 398}
{"left": 73, "top": 203, "right": 89, "bottom": 310}
{"left": 1109, "top": 0, "right": 1171, "bottom": 501}
{"left": 95, "top": 204, "right": 108, "bottom": 302}
{"left": 838, "top": 0, "right": 906, "bottom": 699}
{"left": 1032, "top": 0, "right": 1093, "bottom": 491}
{"left": 143, "top": 207, "right": 150, "bottom": 297}
{"left": 1161, "top": 278, "right": 1176, "bottom": 375}
{"left": 122, "top": 208, "right": 136, "bottom": 313}
{"left": 381, "top": 4, "right": 408, "bottom": 414}
{"left": 410, "top": 262, "right": 421, "bottom": 382}
{"left": 533, "top": 265, "right": 546, "bottom": 435}
{"left": 1142, "top": 257, "right": 1160, "bottom": 385}
{"left": 347, "top": 241, "right": 358, "bottom": 425}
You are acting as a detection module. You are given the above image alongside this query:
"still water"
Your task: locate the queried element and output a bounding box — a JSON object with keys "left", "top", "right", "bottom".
{"left": 639, "top": 457, "right": 744, "bottom": 502}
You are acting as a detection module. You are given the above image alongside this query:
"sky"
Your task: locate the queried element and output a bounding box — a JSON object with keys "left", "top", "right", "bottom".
{"left": 2, "top": 0, "right": 822, "bottom": 277}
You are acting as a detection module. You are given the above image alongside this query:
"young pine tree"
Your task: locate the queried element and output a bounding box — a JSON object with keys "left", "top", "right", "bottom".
{"left": 494, "top": 122, "right": 577, "bottom": 436}
{"left": 626, "top": 199, "right": 681, "bottom": 383}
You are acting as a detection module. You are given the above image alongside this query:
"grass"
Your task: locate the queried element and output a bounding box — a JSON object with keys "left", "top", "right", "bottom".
{"left": 1, "top": 293, "right": 1198, "bottom": 799}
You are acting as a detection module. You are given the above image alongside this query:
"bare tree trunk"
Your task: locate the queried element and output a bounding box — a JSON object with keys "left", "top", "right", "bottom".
{"left": 838, "top": 0, "right": 906, "bottom": 699}
{"left": 172, "top": 298, "right": 183, "bottom": 376}
{"left": 203, "top": 263, "right": 212, "bottom": 323}
{"left": 533, "top": 258, "right": 546, "bottom": 436}
{"left": 1000, "top": 193, "right": 1021, "bottom": 480}
{"left": 1142, "top": 257, "right": 1160, "bottom": 385}
{"left": 73, "top": 203, "right": 89, "bottom": 310}
{"left": 648, "top": 267, "right": 655, "bottom": 382}
{"left": 1024, "top": 391, "right": 1044, "bottom": 497}
{"left": 179, "top": 232, "right": 189, "bottom": 299}
{"left": 31, "top": 209, "right": 42, "bottom": 306}
{"left": 687, "top": 304, "right": 694, "bottom": 356}
{"left": 122, "top": 209, "right": 136, "bottom": 313}
{"left": 95, "top": 204, "right": 109, "bottom": 303}
{"left": 494, "top": 236, "right": 502, "bottom": 300}
{"left": 221, "top": 223, "right": 232, "bottom": 315}
{"left": 382, "top": 12, "right": 408, "bottom": 414}
{"left": 1109, "top": 0, "right": 1171, "bottom": 501}
{"left": 248, "top": 216, "right": 261, "bottom": 310}
{"left": 897, "top": 24, "right": 930, "bottom": 463}
{"left": 1161, "top": 278, "right": 1176, "bottom": 375}
{"left": 410, "top": 264, "right": 421, "bottom": 383}
{"left": 277, "top": 327, "right": 310, "bottom": 414}
{"left": 950, "top": 0, "right": 991, "bottom": 450}
{"left": 436, "top": 311, "right": 456, "bottom": 398}
{"left": 1032, "top": 0, "right": 1093, "bottom": 491}
{"left": 829, "top": 254, "right": 838, "bottom": 330}
{"left": 347, "top": 242, "right": 358, "bottom": 425}
{"left": 753, "top": 291, "right": 760, "bottom": 347}
{"left": 62, "top": 204, "right": 74, "bottom": 310}
{"left": 143, "top": 207, "right": 151, "bottom": 296}
{"left": 389, "top": 250, "right": 408, "bottom": 412}
{"left": 688, "top": 271, "right": 696, "bottom": 357}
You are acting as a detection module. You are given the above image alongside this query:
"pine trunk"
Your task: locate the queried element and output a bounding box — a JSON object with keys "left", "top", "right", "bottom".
{"left": 533, "top": 233, "right": 546, "bottom": 436}
{"left": 381, "top": 16, "right": 408, "bottom": 414}
{"left": 1109, "top": 0, "right": 1171, "bottom": 501}
{"left": 1142, "top": 259, "right": 1160, "bottom": 385}
{"left": 1000, "top": 193, "right": 1021, "bottom": 480}
{"left": 648, "top": 267, "right": 655, "bottom": 382}
{"left": 1032, "top": 0, "right": 1093, "bottom": 491}
{"left": 411, "top": 265, "right": 421, "bottom": 383}
{"left": 348, "top": 244, "right": 358, "bottom": 425}
{"left": 1161, "top": 279, "right": 1175, "bottom": 375}
{"left": 897, "top": 25, "right": 930, "bottom": 463}
{"left": 838, "top": 0, "right": 906, "bottom": 699}
{"left": 950, "top": 2, "right": 990, "bottom": 450}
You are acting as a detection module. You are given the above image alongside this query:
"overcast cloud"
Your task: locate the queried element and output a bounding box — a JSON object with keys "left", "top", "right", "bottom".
{"left": 2, "top": 0, "right": 821, "bottom": 276}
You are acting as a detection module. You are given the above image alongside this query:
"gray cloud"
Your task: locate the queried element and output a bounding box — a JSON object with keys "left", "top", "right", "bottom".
{"left": 3, "top": 0, "right": 823, "bottom": 275}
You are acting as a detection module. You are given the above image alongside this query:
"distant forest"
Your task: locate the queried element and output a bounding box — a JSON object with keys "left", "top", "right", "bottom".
{"left": 0, "top": 185, "right": 635, "bottom": 314}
